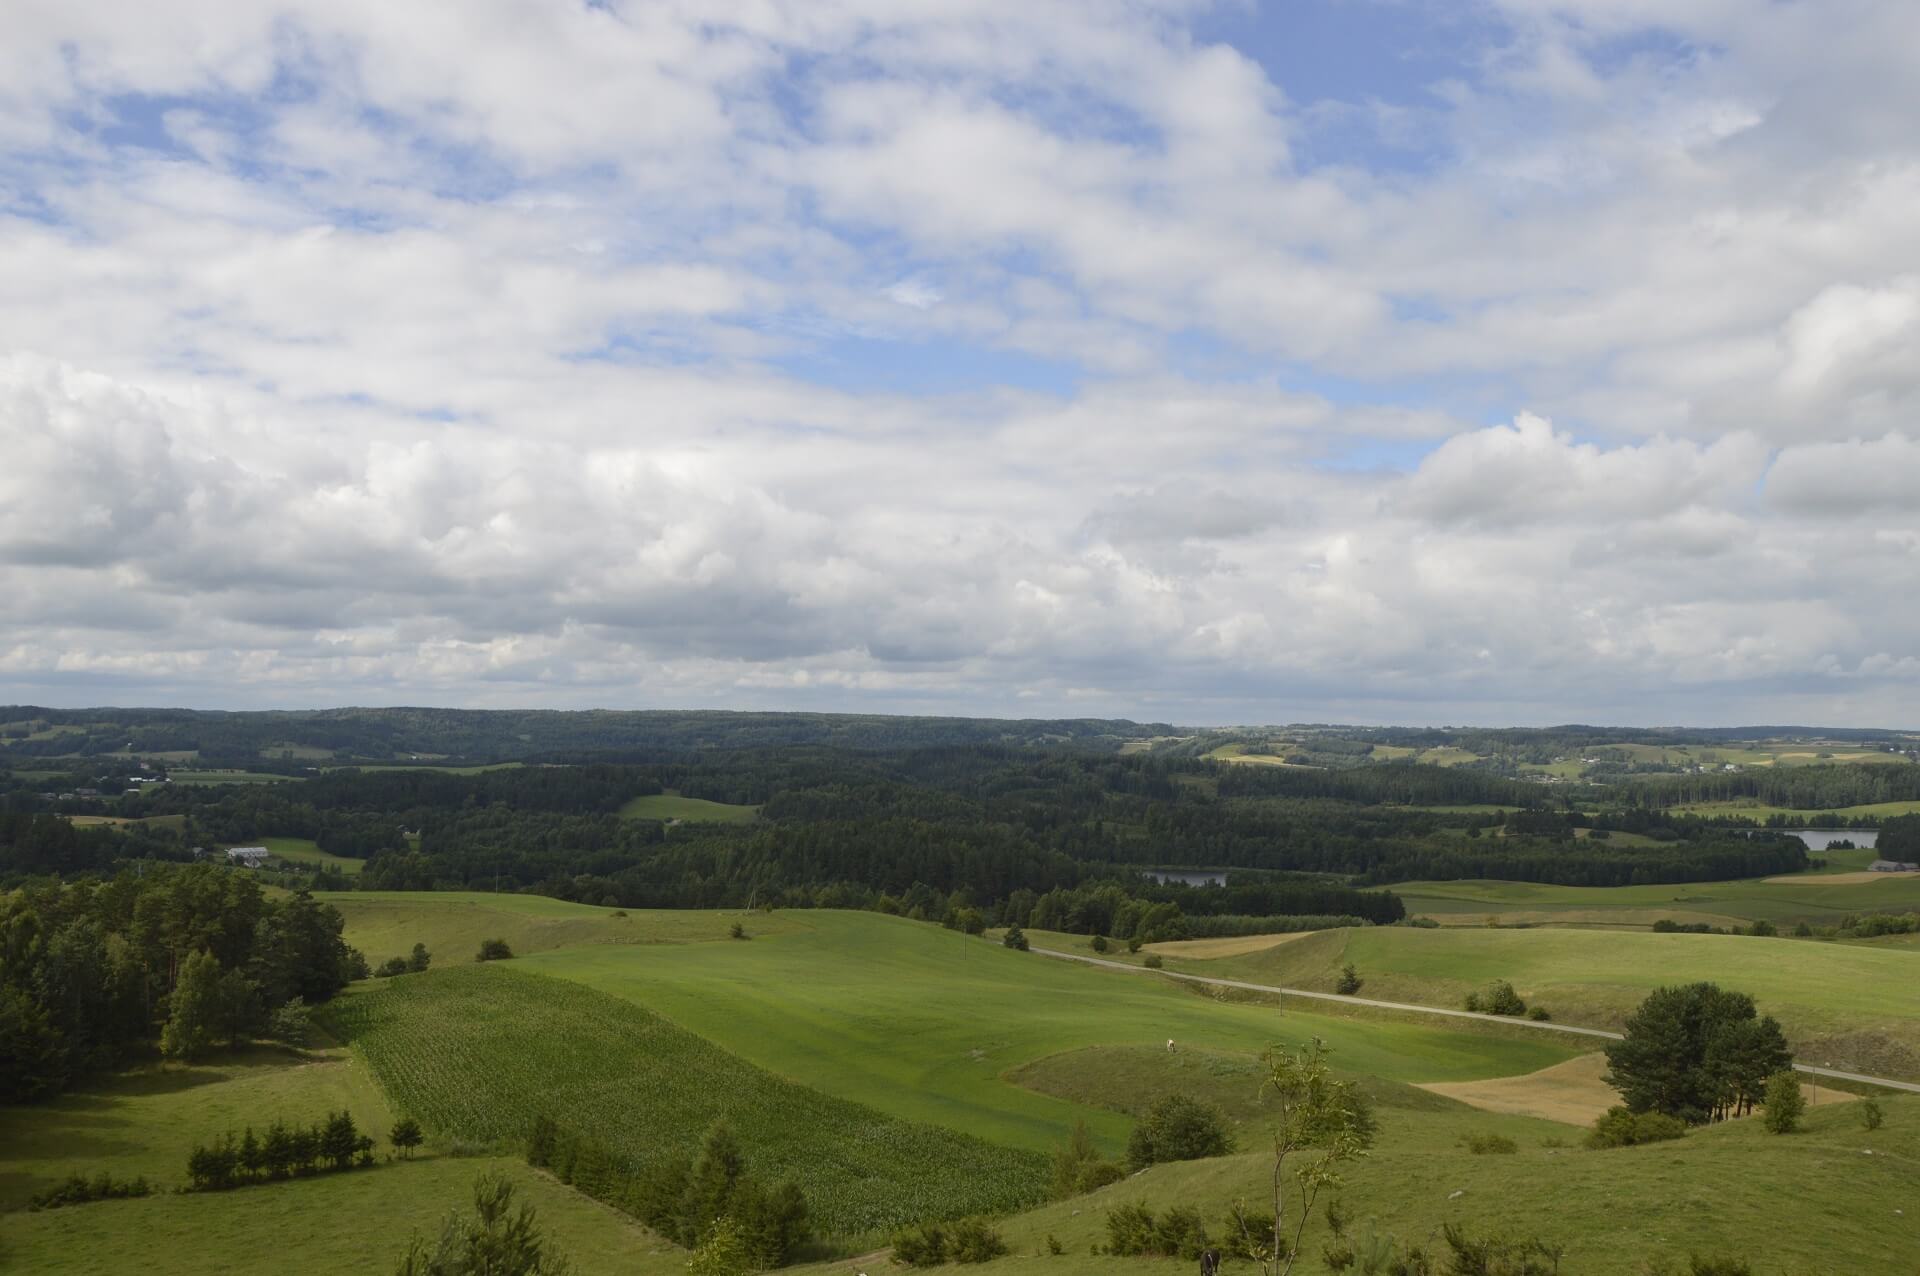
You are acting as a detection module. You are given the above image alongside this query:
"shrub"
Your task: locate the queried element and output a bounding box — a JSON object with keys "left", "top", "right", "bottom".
{"left": 1002, "top": 924, "right": 1029, "bottom": 951}
{"left": 1125, "top": 1095, "right": 1233, "bottom": 1169}
{"left": 1586, "top": 1107, "right": 1688, "bottom": 1149}
{"left": 1763, "top": 1071, "right": 1804, "bottom": 1134}
{"left": 1090, "top": 934, "right": 1109, "bottom": 954}
{"left": 408, "top": 942, "right": 432, "bottom": 973}
{"left": 1142, "top": 954, "right": 1164, "bottom": 969}
{"left": 729, "top": 922, "right": 747, "bottom": 940}
{"left": 392, "top": 1116, "right": 425, "bottom": 1159}
{"left": 1154, "top": 1205, "right": 1211, "bottom": 1260}
{"left": 1688, "top": 1255, "right": 1755, "bottom": 1275}
{"left": 1078, "top": 1160, "right": 1126, "bottom": 1192}
{"left": 1468, "top": 980, "right": 1527, "bottom": 1017}
{"left": 376, "top": 956, "right": 410, "bottom": 978}
{"left": 949, "top": 1217, "right": 1008, "bottom": 1263}
{"left": 892, "top": 1222, "right": 948, "bottom": 1267}
{"left": 1046, "top": 1234, "right": 1064, "bottom": 1256}
{"left": 476, "top": 938, "right": 514, "bottom": 961}
{"left": 1223, "top": 1202, "right": 1283, "bottom": 1261}
{"left": 1861, "top": 1097, "right": 1884, "bottom": 1131}
{"left": 1526, "top": 1006, "right": 1551, "bottom": 1022}
{"left": 1336, "top": 963, "right": 1363, "bottom": 995}
{"left": 1748, "top": 919, "right": 1778, "bottom": 937}
{"left": 28, "top": 1172, "right": 152, "bottom": 1211}
{"left": 1463, "top": 1133, "right": 1517, "bottom": 1155}
{"left": 1105, "top": 1203, "right": 1158, "bottom": 1256}
{"left": 1126, "top": 937, "right": 1143, "bottom": 954}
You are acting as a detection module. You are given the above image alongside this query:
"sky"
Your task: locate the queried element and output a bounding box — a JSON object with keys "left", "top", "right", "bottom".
{"left": 3, "top": 0, "right": 1919, "bottom": 728}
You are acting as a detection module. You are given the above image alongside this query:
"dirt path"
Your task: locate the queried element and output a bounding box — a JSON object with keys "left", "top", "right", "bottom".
{"left": 1031, "top": 946, "right": 1920, "bottom": 1094}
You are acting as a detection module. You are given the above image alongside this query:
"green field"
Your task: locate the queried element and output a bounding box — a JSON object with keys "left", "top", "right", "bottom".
{"left": 1155, "top": 925, "right": 1920, "bottom": 1078}
{"left": 2, "top": 1155, "right": 679, "bottom": 1276}
{"left": 320, "top": 761, "right": 524, "bottom": 774}
{"left": 326, "top": 892, "right": 799, "bottom": 968}
{"left": 322, "top": 963, "right": 1047, "bottom": 1237}
{"left": 167, "top": 770, "right": 298, "bottom": 785}
{"left": 1394, "top": 873, "right": 1920, "bottom": 928}
{"left": 256, "top": 836, "right": 363, "bottom": 876}
{"left": 0, "top": 1040, "right": 391, "bottom": 1211}
{"left": 1671, "top": 798, "right": 1920, "bottom": 821}
{"left": 519, "top": 911, "right": 1579, "bottom": 1158}
{"left": 9, "top": 892, "right": 1920, "bottom": 1274}
{"left": 615, "top": 790, "right": 759, "bottom": 822}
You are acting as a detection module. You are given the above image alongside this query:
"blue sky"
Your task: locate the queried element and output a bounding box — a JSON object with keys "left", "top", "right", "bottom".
{"left": 2, "top": 1, "right": 1919, "bottom": 726}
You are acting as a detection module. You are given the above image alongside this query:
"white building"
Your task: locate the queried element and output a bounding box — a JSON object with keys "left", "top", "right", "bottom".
{"left": 226, "top": 846, "right": 271, "bottom": 868}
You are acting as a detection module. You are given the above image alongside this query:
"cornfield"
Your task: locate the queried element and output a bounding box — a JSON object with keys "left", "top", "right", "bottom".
{"left": 322, "top": 964, "right": 1047, "bottom": 1237}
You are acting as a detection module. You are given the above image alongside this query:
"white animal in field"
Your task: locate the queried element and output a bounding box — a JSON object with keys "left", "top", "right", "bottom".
{"left": 1166, "top": 1038, "right": 1175, "bottom": 1053}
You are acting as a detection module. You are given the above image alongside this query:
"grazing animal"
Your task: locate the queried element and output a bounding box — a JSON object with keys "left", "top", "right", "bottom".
{"left": 1199, "top": 1248, "right": 1221, "bottom": 1275}
{"left": 1167, "top": 1038, "right": 1176, "bottom": 1053}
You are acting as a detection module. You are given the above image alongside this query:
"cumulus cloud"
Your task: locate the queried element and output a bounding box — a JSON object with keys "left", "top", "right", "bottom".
{"left": 4, "top": 2, "right": 1920, "bottom": 723}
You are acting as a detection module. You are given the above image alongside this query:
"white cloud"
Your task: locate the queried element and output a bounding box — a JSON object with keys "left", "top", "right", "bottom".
{"left": 4, "top": 2, "right": 1920, "bottom": 723}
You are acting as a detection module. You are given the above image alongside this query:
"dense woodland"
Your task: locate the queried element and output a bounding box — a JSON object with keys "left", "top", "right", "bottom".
{"left": 2, "top": 739, "right": 1816, "bottom": 951}
{"left": 0, "top": 865, "right": 356, "bottom": 1103}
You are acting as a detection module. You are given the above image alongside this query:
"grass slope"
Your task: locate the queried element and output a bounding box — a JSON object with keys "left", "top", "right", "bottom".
{"left": 258, "top": 836, "right": 362, "bottom": 876}
{"left": 3, "top": 1156, "right": 680, "bottom": 1276}
{"left": 616, "top": 790, "right": 759, "bottom": 822}
{"left": 0, "top": 1040, "right": 391, "bottom": 1210}
{"left": 1395, "top": 873, "right": 1920, "bottom": 927}
{"left": 321, "top": 962, "right": 1047, "bottom": 1237}
{"left": 520, "top": 911, "right": 1579, "bottom": 1159}
{"left": 326, "top": 891, "right": 802, "bottom": 967}
{"left": 864, "top": 1094, "right": 1920, "bottom": 1276}
{"left": 1159, "top": 926, "right": 1920, "bottom": 1078}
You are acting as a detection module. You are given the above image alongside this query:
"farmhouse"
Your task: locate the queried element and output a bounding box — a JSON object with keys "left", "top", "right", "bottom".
{"left": 1867, "top": 859, "right": 1919, "bottom": 873}
{"left": 225, "top": 846, "right": 271, "bottom": 868}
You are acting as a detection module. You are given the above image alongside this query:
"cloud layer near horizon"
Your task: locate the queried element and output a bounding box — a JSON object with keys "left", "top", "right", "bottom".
{"left": 3, "top": 1, "right": 1920, "bottom": 725}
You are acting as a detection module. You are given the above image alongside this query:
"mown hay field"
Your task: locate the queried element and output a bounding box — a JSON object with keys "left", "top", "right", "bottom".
{"left": 519, "top": 911, "right": 1580, "bottom": 1158}
{"left": 321, "top": 963, "right": 1049, "bottom": 1237}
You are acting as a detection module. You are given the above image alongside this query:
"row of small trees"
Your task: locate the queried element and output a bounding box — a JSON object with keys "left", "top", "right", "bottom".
{"left": 186, "top": 1111, "right": 422, "bottom": 1189}
{"left": 525, "top": 1117, "right": 809, "bottom": 1269}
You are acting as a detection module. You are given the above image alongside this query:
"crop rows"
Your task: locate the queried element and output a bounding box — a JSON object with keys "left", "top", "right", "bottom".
{"left": 322, "top": 964, "right": 1048, "bottom": 1236}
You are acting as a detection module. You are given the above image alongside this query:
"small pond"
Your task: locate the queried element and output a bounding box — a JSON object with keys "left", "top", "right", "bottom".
{"left": 1786, "top": 829, "right": 1878, "bottom": 851}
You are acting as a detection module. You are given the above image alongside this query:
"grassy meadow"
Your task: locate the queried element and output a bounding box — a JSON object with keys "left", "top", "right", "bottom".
{"left": 1394, "top": 872, "right": 1920, "bottom": 928}
{"left": 325, "top": 891, "right": 805, "bottom": 968}
{"left": 1152, "top": 925, "right": 1920, "bottom": 1078}
{"left": 257, "top": 836, "right": 363, "bottom": 875}
{"left": 615, "top": 790, "right": 759, "bottom": 822}
{"left": 0, "top": 1039, "right": 391, "bottom": 1211}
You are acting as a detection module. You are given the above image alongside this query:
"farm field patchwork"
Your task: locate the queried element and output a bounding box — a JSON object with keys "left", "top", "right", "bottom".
{"left": 519, "top": 911, "right": 1581, "bottom": 1158}
{"left": 1154, "top": 925, "right": 1920, "bottom": 1077}
{"left": 1671, "top": 798, "right": 1920, "bottom": 821}
{"left": 1393, "top": 873, "right": 1920, "bottom": 926}
{"left": 321, "top": 962, "right": 1048, "bottom": 1237}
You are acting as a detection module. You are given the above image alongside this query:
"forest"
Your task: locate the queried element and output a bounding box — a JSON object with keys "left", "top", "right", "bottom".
{"left": 1, "top": 744, "right": 1811, "bottom": 936}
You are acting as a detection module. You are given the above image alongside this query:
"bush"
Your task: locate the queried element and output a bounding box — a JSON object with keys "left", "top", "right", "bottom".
{"left": 1154, "top": 1205, "right": 1211, "bottom": 1260}
{"left": 949, "top": 1217, "right": 1008, "bottom": 1263}
{"left": 1223, "top": 1202, "right": 1283, "bottom": 1261}
{"left": 1466, "top": 980, "right": 1527, "bottom": 1017}
{"left": 1526, "top": 1006, "right": 1551, "bottom": 1022}
{"left": 1688, "top": 1255, "right": 1755, "bottom": 1275}
{"left": 1336, "top": 963, "right": 1363, "bottom": 995}
{"left": 1090, "top": 934, "right": 1109, "bottom": 954}
{"left": 476, "top": 938, "right": 514, "bottom": 961}
{"left": 729, "top": 922, "right": 747, "bottom": 940}
{"left": 1142, "top": 954, "right": 1164, "bottom": 969}
{"left": 1105, "top": 1203, "right": 1158, "bottom": 1256}
{"left": 1861, "top": 1097, "right": 1884, "bottom": 1131}
{"left": 892, "top": 1222, "right": 948, "bottom": 1267}
{"left": 1586, "top": 1106, "right": 1688, "bottom": 1149}
{"left": 407, "top": 942, "right": 431, "bottom": 973}
{"left": 1463, "top": 1133, "right": 1517, "bottom": 1155}
{"left": 1763, "top": 1070, "right": 1805, "bottom": 1134}
{"left": 1126, "top": 936, "right": 1142, "bottom": 954}
{"left": 376, "top": 956, "right": 410, "bottom": 978}
{"left": 1125, "top": 1094, "right": 1233, "bottom": 1169}
{"left": 1002, "top": 924, "right": 1029, "bottom": 951}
